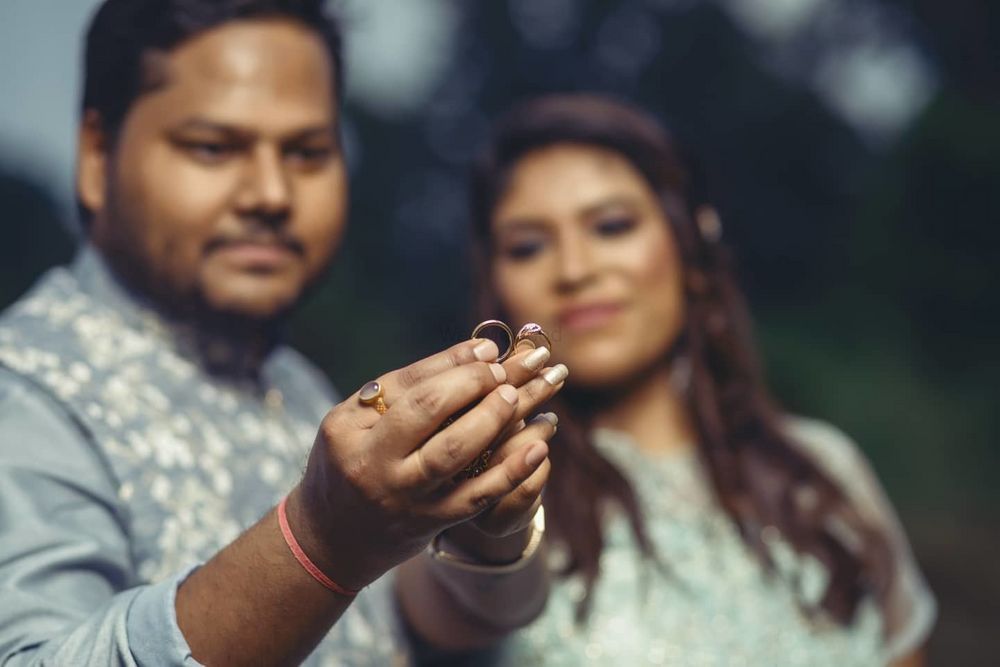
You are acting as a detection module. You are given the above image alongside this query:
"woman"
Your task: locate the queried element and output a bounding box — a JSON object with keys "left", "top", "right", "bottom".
{"left": 468, "top": 94, "right": 935, "bottom": 665}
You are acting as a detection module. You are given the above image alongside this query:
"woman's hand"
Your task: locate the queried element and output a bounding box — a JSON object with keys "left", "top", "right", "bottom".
{"left": 286, "top": 338, "right": 564, "bottom": 590}
{"left": 442, "top": 344, "right": 566, "bottom": 562}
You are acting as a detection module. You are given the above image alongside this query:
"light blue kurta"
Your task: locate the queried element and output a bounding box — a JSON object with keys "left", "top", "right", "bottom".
{"left": 0, "top": 248, "right": 407, "bottom": 666}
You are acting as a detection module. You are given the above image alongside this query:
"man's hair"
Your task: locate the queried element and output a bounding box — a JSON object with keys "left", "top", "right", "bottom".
{"left": 77, "top": 0, "right": 344, "bottom": 227}
{"left": 82, "top": 0, "right": 344, "bottom": 136}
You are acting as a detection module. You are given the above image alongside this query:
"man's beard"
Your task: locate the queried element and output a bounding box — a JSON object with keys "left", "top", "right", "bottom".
{"left": 92, "top": 216, "right": 301, "bottom": 357}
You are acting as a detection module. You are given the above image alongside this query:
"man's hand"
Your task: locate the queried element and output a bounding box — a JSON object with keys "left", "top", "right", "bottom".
{"left": 288, "top": 338, "right": 565, "bottom": 591}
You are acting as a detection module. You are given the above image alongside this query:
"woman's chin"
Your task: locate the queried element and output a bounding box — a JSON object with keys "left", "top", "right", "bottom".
{"left": 559, "top": 334, "right": 676, "bottom": 392}
{"left": 559, "top": 354, "right": 647, "bottom": 392}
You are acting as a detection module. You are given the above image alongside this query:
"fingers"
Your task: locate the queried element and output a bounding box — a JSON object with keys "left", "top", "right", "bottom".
{"left": 473, "top": 457, "right": 549, "bottom": 537}
{"left": 490, "top": 412, "right": 558, "bottom": 465}
{"left": 501, "top": 345, "right": 552, "bottom": 388}
{"left": 433, "top": 439, "right": 550, "bottom": 526}
{"left": 376, "top": 338, "right": 501, "bottom": 401}
{"left": 463, "top": 413, "right": 555, "bottom": 535}
{"left": 372, "top": 360, "right": 510, "bottom": 456}
{"left": 508, "top": 364, "right": 568, "bottom": 424}
{"left": 397, "top": 384, "right": 521, "bottom": 491}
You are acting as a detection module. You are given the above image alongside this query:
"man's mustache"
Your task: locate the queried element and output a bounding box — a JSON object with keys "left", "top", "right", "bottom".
{"left": 205, "top": 232, "right": 306, "bottom": 257}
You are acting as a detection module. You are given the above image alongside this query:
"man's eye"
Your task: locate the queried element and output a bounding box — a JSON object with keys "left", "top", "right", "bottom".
{"left": 286, "top": 146, "right": 334, "bottom": 166}
{"left": 181, "top": 141, "right": 238, "bottom": 162}
{"left": 594, "top": 216, "right": 636, "bottom": 237}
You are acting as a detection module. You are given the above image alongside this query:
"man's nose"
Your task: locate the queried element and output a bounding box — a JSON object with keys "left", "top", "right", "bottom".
{"left": 236, "top": 145, "right": 292, "bottom": 222}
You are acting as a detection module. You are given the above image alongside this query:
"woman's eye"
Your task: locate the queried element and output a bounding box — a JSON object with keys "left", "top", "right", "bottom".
{"left": 594, "top": 216, "right": 636, "bottom": 237}
{"left": 502, "top": 240, "right": 545, "bottom": 261}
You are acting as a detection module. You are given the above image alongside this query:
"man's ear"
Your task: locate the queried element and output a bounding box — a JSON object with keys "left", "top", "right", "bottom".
{"left": 77, "top": 110, "right": 110, "bottom": 229}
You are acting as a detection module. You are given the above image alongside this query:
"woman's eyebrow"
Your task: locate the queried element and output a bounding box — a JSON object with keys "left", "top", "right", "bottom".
{"left": 576, "top": 195, "right": 641, "bottom": 219}
{"left": 493, "top": 216, "right": 550, "bottom": 233}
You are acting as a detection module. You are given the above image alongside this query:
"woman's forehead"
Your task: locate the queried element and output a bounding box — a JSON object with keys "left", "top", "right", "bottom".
{"left": 494, "top": 145, "right": 654, "bottom": 222}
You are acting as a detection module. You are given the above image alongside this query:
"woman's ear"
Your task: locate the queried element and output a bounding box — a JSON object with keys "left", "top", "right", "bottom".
{"left": 76, "top": 110, "right": 110, "bottom": 229}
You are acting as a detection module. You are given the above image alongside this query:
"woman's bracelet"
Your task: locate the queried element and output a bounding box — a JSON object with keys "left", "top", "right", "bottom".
{"left": 427, "top": 505, "right": 546, "bottom": 574}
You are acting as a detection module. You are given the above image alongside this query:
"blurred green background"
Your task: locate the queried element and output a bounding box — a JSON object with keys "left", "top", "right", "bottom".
{"left": 1, "top": 0, "right": 996, "bottom": 663}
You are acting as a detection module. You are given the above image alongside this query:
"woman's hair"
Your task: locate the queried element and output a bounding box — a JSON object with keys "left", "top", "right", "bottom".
{"left": 470, "top": 93, "right": 893, "bottom": 624}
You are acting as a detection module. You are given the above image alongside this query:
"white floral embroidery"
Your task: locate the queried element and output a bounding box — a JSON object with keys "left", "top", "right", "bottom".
{"left": 507, "top": 429, "right": 888, "bottom": 666}
{"left": 0, "top": 262, "right": 407, "bottom": 666}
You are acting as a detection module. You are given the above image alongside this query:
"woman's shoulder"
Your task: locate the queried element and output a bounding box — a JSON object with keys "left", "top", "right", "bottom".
{"left": 780, "top": 415, "right": 908, "bottom": 542}
{"left": 779, "top": 416, "right": 875, "bottom": 501}
{"left": 781, "top": 416, "right": 862, "bottom": 467}
{"left": 780, "top": 415, "right": 937, "bottom": 660}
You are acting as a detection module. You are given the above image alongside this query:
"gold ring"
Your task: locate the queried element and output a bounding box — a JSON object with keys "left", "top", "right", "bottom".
{"left": 359, "top": 380, "right": 388, "bottom": 415}
{"left": 514, "top": 322, "right": 552, "bottom": 352}
{"left": 470, "top": 319, "right": 515, "bottom": 362}
{"left": 454, "top": 448, "right": 493, "bottom": 480}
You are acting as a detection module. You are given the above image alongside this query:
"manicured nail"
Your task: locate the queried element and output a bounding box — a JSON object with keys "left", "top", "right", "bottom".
{"left": 522, "top": 346, "right": 550, "bottom": 371}
{"left": 489, "top": 363, "right": 507, "bottom": 383}
{"left": 542, "top": 364, "right": 568, "bottom": 386}
{"left": 498, "top": 384, "right": 519, "bottom": 405}
{"left": 524, "top": 442, "right": 548, "bottom": 468}
{"left": 529, "top": 412, "right": 559, "bottom": 428}
{"left": 474, "top": 339, "right": 499, "bottom": 361}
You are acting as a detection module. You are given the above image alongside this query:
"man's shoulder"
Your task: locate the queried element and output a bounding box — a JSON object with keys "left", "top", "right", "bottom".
{"left": 0, "top": 366, "right": 99, "bottom": 467}
{"left": 0, "top": 263, "right": 102, "bottom": 378}
{"left": 0, "top": 263, "right": 82, "bottom": 329}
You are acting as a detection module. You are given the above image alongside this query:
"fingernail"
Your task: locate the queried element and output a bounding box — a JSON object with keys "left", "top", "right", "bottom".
{"left": 498, "top": 384, "right": 519, "bottom": 405}
{"left": 542, "top": 364, "right": 569, "bottom": 386}
{"left": 522, "top": 346, "right": 550, "bottom": 371}
{"left": 474, "top": 339, "right": 499, "bottom": 361}
{"left": 489, "top": 363, "right": 507, "bottom": 383}
{"left": 525, "top": 442, "right": 548, "bottom": 468}
{"left": 529, "top": 412, "right": 559, "bottom": 428}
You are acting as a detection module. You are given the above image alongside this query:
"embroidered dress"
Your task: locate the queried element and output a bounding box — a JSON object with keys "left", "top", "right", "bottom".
{"left": 0, "top": 248, "right": 408, "bottom": 666}
{"left": 496, "top": 424, "right": 936, "bottom": 666}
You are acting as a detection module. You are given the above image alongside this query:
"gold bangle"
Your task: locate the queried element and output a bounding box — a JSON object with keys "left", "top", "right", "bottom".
{"left": 428, "top": 506, "right": 545, "bottom": 574}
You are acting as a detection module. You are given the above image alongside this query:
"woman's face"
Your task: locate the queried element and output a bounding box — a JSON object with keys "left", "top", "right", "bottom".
{"left": 490, "top": 143, "right": 686, "bottom": 389}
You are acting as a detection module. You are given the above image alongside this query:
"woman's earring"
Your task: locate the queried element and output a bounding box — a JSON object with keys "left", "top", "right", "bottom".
{"left": 669, "top": 354, "right": 692, "bottom": 395}
{"left": 696, "top": 205, "right": 723, "bottom": 243}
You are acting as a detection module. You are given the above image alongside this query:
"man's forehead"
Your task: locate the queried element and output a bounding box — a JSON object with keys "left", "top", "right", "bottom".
{"left": 137, "top": 19, "right": 337, "bottom": 128}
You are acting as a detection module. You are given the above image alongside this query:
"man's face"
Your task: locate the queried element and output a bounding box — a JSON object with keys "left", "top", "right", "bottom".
{"left": 80, "top": 19, "right": 347, "bottom": 322}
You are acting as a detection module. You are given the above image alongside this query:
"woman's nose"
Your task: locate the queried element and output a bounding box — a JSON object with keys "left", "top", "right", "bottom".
{"left": 555, "top": 234, "right": 596, "bottom": 292}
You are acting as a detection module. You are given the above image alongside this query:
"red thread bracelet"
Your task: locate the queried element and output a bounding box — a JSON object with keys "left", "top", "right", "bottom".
{"left": 277, "top": 496, "right": 359, "bottom": 597}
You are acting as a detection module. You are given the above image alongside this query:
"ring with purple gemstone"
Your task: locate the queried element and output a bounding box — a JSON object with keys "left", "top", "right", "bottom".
{"left": 358, "top": 380, "right": 388, "bottom": 415}
{"left": 514, "top": 322, "right": 552, "bottom": 353}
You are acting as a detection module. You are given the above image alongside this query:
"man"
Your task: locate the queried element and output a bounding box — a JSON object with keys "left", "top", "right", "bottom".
{"left": 0, "top": 1, "right": 567, "bottom": 664}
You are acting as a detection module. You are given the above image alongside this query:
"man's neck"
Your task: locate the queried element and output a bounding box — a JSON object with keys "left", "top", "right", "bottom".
{"left": 186, "top": 308, "right": 281, "bottom": 379}
{"left": 78, "top": 246, "right": 280, "bottom": 380}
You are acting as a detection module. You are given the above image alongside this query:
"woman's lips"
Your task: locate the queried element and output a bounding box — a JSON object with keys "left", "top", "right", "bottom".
{"left": 557, "top": 302, "right": 625, "bottom": 333}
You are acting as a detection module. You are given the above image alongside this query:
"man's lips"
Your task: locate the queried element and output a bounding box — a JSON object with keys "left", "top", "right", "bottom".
{"left": 207, "top": 238, "right": 303, "bottom": 268}
{"left": 557, "top": 302, "right": 625, "bottom": 333}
